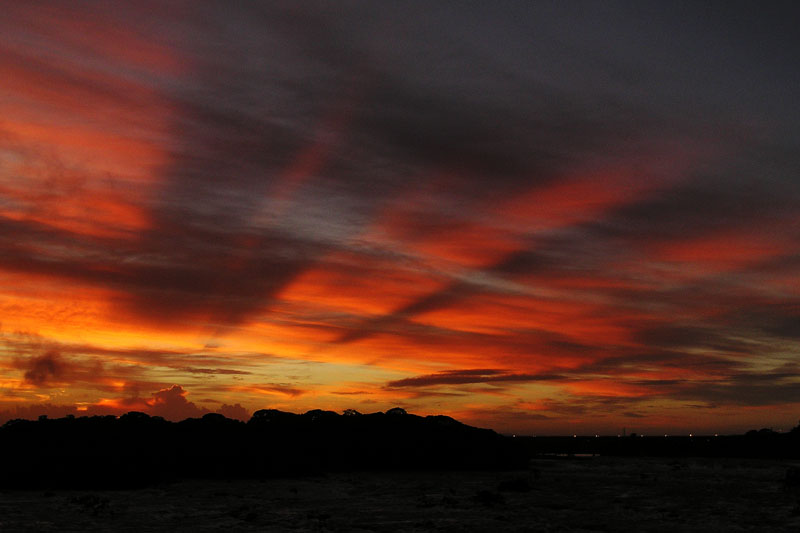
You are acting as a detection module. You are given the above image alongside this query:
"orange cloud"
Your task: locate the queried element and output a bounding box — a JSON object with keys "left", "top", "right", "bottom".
{"left": 279, "top": 250, "right": 445, "bottom": 317}
{"left": 651, "top": 229, "right": 791, "bottom": 274}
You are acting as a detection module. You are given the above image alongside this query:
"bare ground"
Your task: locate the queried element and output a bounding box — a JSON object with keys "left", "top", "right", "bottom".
{"left": 2, "top": 457, "right": 800, "bottom": 531}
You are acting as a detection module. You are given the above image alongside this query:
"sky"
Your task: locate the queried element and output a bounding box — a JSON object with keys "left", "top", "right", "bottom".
{"left": 1, "top": 1, "right": 799, "bottom": 435}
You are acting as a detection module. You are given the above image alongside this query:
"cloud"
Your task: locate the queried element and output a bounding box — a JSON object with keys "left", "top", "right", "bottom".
{"left": 639, "top": 365, "right": 800, "bottom": 408}
{"left": 387, "top": 369, "right": 561, "bottom": 388}
{"left": 333, "top": 281, "right": 478, "bottom": 345}
{"left": 147, "top": 385, "right": 206, "bottom": 421}
{"left": 233, "top": 384, "right": 306, "bottom": 398}
{"left": 12, "top": 349, "right": 105, "bottom": 387}
{"left": 632, "top": 325, "right": 756, "bottom": 353}
{"left": 20, "top": 350, "right": 66, "bottom": 386}
{"left": 1, "top": 332, "right": 263, "bottom": 379}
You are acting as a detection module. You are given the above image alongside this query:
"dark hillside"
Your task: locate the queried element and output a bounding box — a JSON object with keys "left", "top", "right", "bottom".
{"left": 0, "top": 408, "right": 523, "bottom": 488}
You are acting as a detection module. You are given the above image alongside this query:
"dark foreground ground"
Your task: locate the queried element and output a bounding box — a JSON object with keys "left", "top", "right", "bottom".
{"left": 2, "top": 456, "right": 800, "bottom": 532}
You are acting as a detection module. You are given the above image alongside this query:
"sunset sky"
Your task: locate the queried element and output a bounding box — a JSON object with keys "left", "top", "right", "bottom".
{"left": 1, "top": 1, "right": 799, "bottom": 435}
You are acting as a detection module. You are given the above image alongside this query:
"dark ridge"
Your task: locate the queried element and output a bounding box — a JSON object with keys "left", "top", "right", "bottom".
{"left": 0, "top": 409, "right": 523, "bottom": 489}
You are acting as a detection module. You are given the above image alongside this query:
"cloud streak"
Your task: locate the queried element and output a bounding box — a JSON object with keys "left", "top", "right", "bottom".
{"left": 387, "top": 369, "right": 562, "bottom": 388}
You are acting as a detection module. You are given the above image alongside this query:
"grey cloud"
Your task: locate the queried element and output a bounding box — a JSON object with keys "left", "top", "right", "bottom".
{"left": 12, "top": 350, "right": 105, "bottom": 387}
{"left": 20, "top": 350, "right": 67, "bottom": 386}
{"left": 387, "top": 369, "right": 563, "bottom": 388}
{"left": 633, "top": 324, "right": 756, "bottom": 354}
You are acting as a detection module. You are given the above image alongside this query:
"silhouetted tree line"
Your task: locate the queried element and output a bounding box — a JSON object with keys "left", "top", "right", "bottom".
{"left": 0, "top": 408, "right": 523, "bottom": 488}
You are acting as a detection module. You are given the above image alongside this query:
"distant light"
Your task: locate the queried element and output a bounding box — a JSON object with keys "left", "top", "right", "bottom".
{"left": 573, "top": 434, "right": 576, "bottom": 438}
{"left": 595, "top": 434, "right": 599, "bottom": 438}
{"left": 689, "top": 433, "right": 693, "bottom": 437}
{"left": 714, "top": 433, "right": 718, "bottom": 437}
{"left": 512, "top": 434, "right": 516, "bottom": 438}
{"left": 664, "top": 434, "right": 668, "bottom": 437}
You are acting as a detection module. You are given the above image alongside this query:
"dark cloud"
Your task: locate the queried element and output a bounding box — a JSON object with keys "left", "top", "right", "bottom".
{"left": 632, "top": 324, "right": 755, "bottom": 354}
{"left": 592, "top": 170, "right": 800, "bottom": 247}
{"left": 243, "top": 384, "right": 306, "bottom": 398}
{"left": 576, "top": 350, "right": 742, "bottom": 376}
{"left": 723, "top": 303, "right": 800, "bottom": 340}
{"left": 13, "top": 350, "right": 104, "bottom": 387}
{"left": 622, "top": 412, "right": 646, "bottom": 419}
{"left": 334, "top": 281, "right": 477, "bottom": 345}
{"left": 1, "top": 332, "right": 263, "bottom": 377}
{"left": 663, "top": 381, "right": 800, "bottom": 408}
{"left": 0, "top": 213, "right": 328, "bottom": 329}
{"left": 19, "top": 350, "right": 66, "bottom": 386}
{"left": 611, "top": 364, "right": 800, "bottom": 407}
{"left": 387, "top": 369, "right": 562, "bottom": 388}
